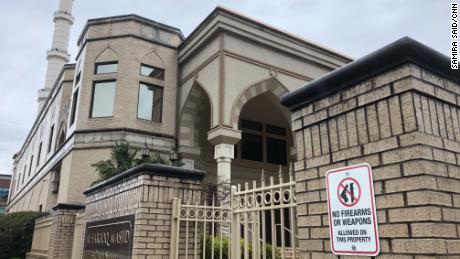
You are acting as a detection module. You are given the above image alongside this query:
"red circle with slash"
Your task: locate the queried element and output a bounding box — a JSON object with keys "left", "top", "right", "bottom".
{"left": 337, "top": 177, "right": 361, "bottom": 207}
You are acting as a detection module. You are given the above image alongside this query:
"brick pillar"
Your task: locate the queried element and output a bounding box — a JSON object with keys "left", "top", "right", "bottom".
{"left": 83, "top": 163, "right": 206, "bottom": 258}
{"left": 48, "top": 203, "right": 85, "bottom": 258}
{"left": 285, "top": 62, "right": 460, "bottom": 258}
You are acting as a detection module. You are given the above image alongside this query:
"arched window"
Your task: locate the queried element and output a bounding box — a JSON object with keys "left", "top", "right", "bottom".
{"left": 56, "top": 129, "right": 66, "bottom": 150}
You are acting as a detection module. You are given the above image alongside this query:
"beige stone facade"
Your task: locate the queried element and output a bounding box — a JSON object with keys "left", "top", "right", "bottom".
{"left": 8, "top": 8, "right": 349, "bottom": 212}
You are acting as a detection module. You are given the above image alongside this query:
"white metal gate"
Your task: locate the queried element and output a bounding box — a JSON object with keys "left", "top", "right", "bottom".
{"left": 170, "top": 170, "right": 298, "bottom": 259}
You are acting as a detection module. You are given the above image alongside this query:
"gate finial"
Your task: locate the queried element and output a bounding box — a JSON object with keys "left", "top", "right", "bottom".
{"left": 261, "top": 168, "right": 265, "bottom": 187}
{"left": 278, "top": 164, "right": 283, "bottom": 183}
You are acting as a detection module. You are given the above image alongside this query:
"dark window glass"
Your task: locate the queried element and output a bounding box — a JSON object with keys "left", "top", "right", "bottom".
{"left": 56, "top": 131, "right": 66, "bottom": 149}
{"left": 95, "top": 62, "right": 118, "bottom": 74}
{"left": 75, "top": 72, "right": 81, "bottom": 85}
{"left": 28, "top": 155, "right": 33, "bottom": 176}
{"left": 17, "top": 174, "right": 21, "bottom": 189}
{"left": 36, "top": 142, "right": 42, "bottom": 166}
{"left": 70, "top": 89, "right": 79, "bottom": 125}
{"left": 266, "top": 124, "right": 286, "bottom": 136}
{"left": 91, "top": 81, "right": 116, "bottom": 117}
{"left": 0, "top": 188, "right": 8, "bottom": 202}
{"left": 140, "top": 64, "right": 165, "bottom": 80}
{"left": 137, "top": 83, "right": 163, "bottom": 122}
{"left": 48, "top": 125, "right": 54, "bottom": 153}
{"left": 234, "top": 144, "right": 238, "bottom": 159}
{"left": 241, "top": 119, "right": 262, "bottom": 131}
{"left": 266, "top": 137, "right": 287, "bottom": 165}
{"left": 241, "top": 133, "right": 263, "bottom": 162}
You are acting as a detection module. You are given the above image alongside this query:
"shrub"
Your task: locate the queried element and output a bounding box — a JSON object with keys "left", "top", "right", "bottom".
{"left": 0, "top": 211, "right": 49, "bottom": 258}
{"left": 201, "top": 235, "right": 280, "bottom": 259}
{"left": 91, "top": 142, "right": 182, "bottom": 186}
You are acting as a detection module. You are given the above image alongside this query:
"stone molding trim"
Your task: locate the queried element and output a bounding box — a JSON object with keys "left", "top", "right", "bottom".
{"left": 230, "top": 77, "right": 289, "bottom": 128}
{"left": 77, "top": 14, "right": 184, "bottom": 45}
{"left": 179, "top": 82, "right": 212, "bottom": 147}
{"left": 281, "top": 37, "right": 459, "bottom": 111}
{"left": 83, "top": 163, "right": 207, "bottom": 195}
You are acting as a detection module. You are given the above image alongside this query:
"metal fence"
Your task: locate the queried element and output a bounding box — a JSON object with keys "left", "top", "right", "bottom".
{"left": 170, "top": 169, "right": 298, "bottom": 259}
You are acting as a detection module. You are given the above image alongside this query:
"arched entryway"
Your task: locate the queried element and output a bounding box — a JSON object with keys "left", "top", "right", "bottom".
{"left": 232, "top": 90, "right": 294, "bottom": 184}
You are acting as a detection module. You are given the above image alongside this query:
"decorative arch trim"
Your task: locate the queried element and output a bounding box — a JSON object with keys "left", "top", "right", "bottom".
{"left": 230, "top": 77, "right": 289, "bottom": 128}
{"left": 94, "top": 46, "right": 119, "bottom": 63}
{"left": 178, "top": 81, "right": 213, "bottom": 148}
{"left": 141, "top": 48, "right": 166, "bottom": 67}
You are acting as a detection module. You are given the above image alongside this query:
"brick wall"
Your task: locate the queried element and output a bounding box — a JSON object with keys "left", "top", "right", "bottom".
{"left": 291, "top": 64, "right": 460, "bottom": 258}
{"left": 48, "top": 204, "right": 84, "bottom": 259}
{"left": 84, "top": 166, "right": 205, "bottom": 259}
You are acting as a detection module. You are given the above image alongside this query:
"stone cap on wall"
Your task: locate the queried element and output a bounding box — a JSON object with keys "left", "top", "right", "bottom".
{"left": 52, "top": 202, "right": 85, "bottom": 211}
{"left": 281, "top": 37, "right": 459, "bottom": 111}
{"left": 83, "top": 163, "right": 207, "bottom": 196}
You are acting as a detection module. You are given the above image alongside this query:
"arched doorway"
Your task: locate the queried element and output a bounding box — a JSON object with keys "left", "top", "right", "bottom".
{"left": 232, "top": 91, "right": 294, "bottom": 184}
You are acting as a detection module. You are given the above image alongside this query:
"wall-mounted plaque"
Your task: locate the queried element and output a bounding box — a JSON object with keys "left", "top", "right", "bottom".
{"left": 83, "top": 214, "right": 135, "bottom": 259}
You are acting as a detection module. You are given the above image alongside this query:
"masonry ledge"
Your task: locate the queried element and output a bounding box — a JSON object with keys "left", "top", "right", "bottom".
{"left": 52, "top": 202, "right": 85, "bottom": 211}
{"left": 83, "top": 163, "right": 207, "bottom": 196}
{"left": 281, "top": 37, "right": 459, "bottom": 111}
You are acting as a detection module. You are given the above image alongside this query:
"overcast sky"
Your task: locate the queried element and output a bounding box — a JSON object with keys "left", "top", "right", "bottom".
{"left": 0, "top": 0, "right": 451, "bottom": 174}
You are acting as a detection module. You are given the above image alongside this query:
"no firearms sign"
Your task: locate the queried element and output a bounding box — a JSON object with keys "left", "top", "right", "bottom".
{"left": 326, "top": 163, "right": 379, "bottom": 256}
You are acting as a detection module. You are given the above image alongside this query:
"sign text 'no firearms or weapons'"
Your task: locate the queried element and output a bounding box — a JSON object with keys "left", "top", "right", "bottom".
{"left": 326, "top": 163, "right": 379, "bottom": 256}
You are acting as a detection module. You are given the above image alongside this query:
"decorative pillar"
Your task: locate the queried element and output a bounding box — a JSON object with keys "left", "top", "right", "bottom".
{"left": 214, "top": 143, "right": 234, "bottom": 188}
{"left": 48, "top": 203, "right": 85, "bottom": 259}
{"left": 208, "top": 126, "right": 241, "bottom": 204}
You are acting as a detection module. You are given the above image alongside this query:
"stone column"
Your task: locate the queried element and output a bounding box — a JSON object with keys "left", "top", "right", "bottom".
{"left": 208, "top": 126, "right": 241, "bottom": 204}
{"left": 48, "top": 203, "right": 85, "bottom": 259}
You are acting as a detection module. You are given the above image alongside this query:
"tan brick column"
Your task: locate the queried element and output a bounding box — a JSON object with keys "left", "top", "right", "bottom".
{"left": 287, "top": 64, "right": 460, "bottom": 258}
{"left": 48, "top": 203, "right": 85, "bottom": 259}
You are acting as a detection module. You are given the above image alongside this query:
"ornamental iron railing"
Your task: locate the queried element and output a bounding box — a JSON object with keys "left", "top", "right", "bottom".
{"left": 170, "top": 167, "right": 298, "bottom": 259}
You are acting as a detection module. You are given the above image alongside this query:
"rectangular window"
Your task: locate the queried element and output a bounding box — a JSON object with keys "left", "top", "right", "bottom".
{"left": 241, "top": 133, "right": 263, "bottom": 162}
{"left": 95, "top": 62, "right": 118, "bottom": 74}
{"left": 91, "top": 81, "right": 116, "bottom": 118}
{"left": 266, "top": 124, "right": 286, "bottom": 136}
{"left": 241, "top": 119, "right": 263, "bottom": 131}
{"left": 48, "top": 125, "right": 54, "bottom": 153}
{"left": 137, "top": 83, "right": 163, "bottom": 122}
{"left": 36, "top": 142, "right": 42, "bottom": 166}
{"left": 28, "top": 155, "right": 33, "bottom": 176}
{"left": 266, "top": 137, "right": 287, "bottom": 165}
{"left": 238, "top": 119, "right": 288, "bottom": 164}
{"left": 140, "top": 64, "right": 164, "bottom": 80}
{"left": 0, "top": 188, "right": 8, "bottom": 202}
{"left": 70, "top": 89, "right": 79, "bottom": 125}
